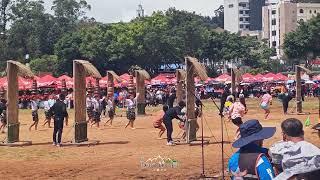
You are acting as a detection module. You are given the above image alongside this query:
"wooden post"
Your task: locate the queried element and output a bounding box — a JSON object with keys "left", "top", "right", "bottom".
{"left": 128, "top": 74, "right": 135, "bottom": 96}
{"left": 186, "top": 59, "right": 197, "bottom": 143}
{"left": 61, "top": 79, "right": 67, "bottom": 95}
{"left": 231, "top": 68, "right": 236, "bottom": 95}
{"left": 6, "top": 62, "right": 19, "bottom": 143}
{"left": 73, "top": 61, "right": 88, "bottom": 143}
{"left": 296, "top": 65, "right": 302, "bottom": 113}
{"left": 107, "top": 72, "right": 114, "bottom": 99}
{"left": 94, "top": 78, "right": 100, "bottom": 97}
{"left": 136, "top": 72, "right": 146, "bottom": 115}
{"left": 176, "top": 70, "right": 184, "bottom": 103}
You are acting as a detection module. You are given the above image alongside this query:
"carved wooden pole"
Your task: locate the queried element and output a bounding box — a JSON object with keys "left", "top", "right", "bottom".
{"left": 0, "top": 86, "right": 5, "bottom": 100}
{"left": 186, "top": 59, "right": 197, "bottom": 143}
{"left": 136, "top": 71, "right": 146, "bottom": 115}
{"left": 107, "top": 72, "right": 114, "bottom": 99}
{"left": 176, "top": 70, "right": 184, "bottom": 103}
{"left": 61, "top": 79, "right": 67, "bottom": 95}
{"left": 6, "top": 62, "right": 19, "bottom": 143}
{"left": 73, "top": 61, "right": 88, "bottom": 143}
{"left": 128, "top": 74, "right": 135, "bottom": 96}
{"left": 296, "top": 65, "right": 302, "bottom": 113}
{"left": 31, "top": 79, "right": 37, "bottom": 95}
{"left": 231, "top": 68, "right": 236, "bottom": 95}
{"left": 94, "top": 78, "right": 100, "bottom": 97}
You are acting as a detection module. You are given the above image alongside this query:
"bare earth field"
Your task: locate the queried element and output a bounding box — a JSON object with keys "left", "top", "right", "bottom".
{"left": 0, "top": 97, "right": 319, "bottom": 180}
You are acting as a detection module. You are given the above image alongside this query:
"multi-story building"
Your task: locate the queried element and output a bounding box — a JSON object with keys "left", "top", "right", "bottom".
{"left": 224, "top": 0, "right": 265, "bottom": 33}
{"left": 262, "top": 0, "right": 320, "bottom": 57}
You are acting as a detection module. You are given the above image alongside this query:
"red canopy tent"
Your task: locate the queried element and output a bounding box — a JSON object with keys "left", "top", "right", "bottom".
{"left": 275, "top": 73, "right": 288, "bottom": 81}
{"left": 0, "top": 77, "right": 33, "bottom": 90}
{"left": 38, "top": 75, "right": 58, "bottom": 87}
{"left": 214, "top": 74, "right": 231, "bottom": 82}
{"left": 254, "top": 74, "right": 264, "bottom": 82}
{"left": 151, "top": 73, "right": 176, "bottom": 85}
{"left": 242, "top": 73, "right": 256, "bottom": 82}
{"left": 57, "top": 75, "right": 73, "bottom": 88}
{"left": 262, "top": 73, "right": 277, "bottom": 81}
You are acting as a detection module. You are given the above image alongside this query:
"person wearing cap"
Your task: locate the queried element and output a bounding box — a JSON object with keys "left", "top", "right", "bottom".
{"left": 48, "top": 94, "right": 68, "bottom": 147}
{"left": 29, "top": 95, "right": 40, "bottom": 131}
{"left": 162, "top": 101, "right": 186, "bottom": 146}
{"left": 228, "top": 119, "right": 276, "bottom": 180}
{"left": 270, "top": 118, "right": 320, "bottom": 179}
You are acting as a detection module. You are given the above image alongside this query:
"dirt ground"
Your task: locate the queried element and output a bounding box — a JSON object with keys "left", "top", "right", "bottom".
{"left": 0, "top": 97, "right": 319, "bottom": 180}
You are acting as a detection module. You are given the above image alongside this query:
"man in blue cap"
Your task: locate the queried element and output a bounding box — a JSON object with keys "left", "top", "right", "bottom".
{"left": 228, "top": 119, "right": 276, "bottom": 180}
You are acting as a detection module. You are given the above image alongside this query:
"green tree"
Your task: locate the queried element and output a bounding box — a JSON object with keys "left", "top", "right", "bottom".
{"left": 29, "top": 55, "right": 59, "bottom": 75}
{"left": 284, "top": 15, "right": 320, "bottom": 66}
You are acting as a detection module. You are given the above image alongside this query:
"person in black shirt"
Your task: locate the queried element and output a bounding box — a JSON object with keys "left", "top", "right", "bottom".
{"left": 162, "top": 101, "right": 186, "bottom": 146}
{"left": 167, "top": 89, "right": 176, "bottom": 108}
{"left": 48, "top": 94, "right": 69, "bottom": 147}
{"left": 220, "top": 86, "right": 230, "bottom": 116}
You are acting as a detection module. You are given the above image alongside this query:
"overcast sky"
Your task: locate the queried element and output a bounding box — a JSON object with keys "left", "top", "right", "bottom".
{"left": 44, "top": 0, "right": 223, "bottom": 23}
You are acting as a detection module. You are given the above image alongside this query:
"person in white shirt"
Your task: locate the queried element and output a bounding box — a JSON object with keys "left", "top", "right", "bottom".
{"left": 29, "top": 95, "right": 39, "bottom": 131}
{"left": 104, "top": 96, "right": 115, "bottom": 126}
{"left": 43, "top": 95, "right": 55, "bottom": 128}
{"left": 125, "top": 93, "right": 139, "bottom": 129}
{"left": 91, "top": 95, "right": 102, "bottom": 128}
{"left": 86, "top": 94, "right": 94, "bottom": 123}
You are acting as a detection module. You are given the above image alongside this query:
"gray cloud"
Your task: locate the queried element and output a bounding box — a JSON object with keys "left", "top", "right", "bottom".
{"left": 44, "top": 0, "right": 223, "bottom": 23}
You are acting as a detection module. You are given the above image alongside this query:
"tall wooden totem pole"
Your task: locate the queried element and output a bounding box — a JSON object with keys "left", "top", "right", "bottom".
{"left": 135, "top": 70, "right": 151, "bottom": 115}
{"left": 73, "top": 60, "right": 101, "bottom": 143}
{"left": 6, "top": 60, "right": 34, "bottom": 144}
{"left": 185, "top": 57, "right": 208, "bottom": 143}
{"left": 176, "top": 69, "right": 186, "bottom": 103}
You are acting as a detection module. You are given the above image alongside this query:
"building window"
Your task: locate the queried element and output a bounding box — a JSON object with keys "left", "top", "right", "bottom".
{"left": 300, "top": 9, "right": 304, "bottom": 13}
{"left": 315, "top": 10, "right": 317, "bottom": 13}
{"left": 240, "top": 17, "right": 243, "bottom": 21}
{"left": 245, "top": 18, "right": 249, "bottom": 21}
{"left": 272, "top": 41, "right": 277, "bottom": 47}
{"left": 245, "top": 10, "right": 249, "bottom": 14}
{"left": 229, "top": 4, "right": 234, "bottom": 8}
{"left": 240, "top": 10, "right": 243, "bottom": 14}
{"left": 239, "top": 3, "right": 246, "bottom": 7}
{"left": 272, "top": 31, "right": 276, "bottom": 36}
{"left": 246, "top": 25, "right": 250, "bottom": 29}
{"left": 272, "top": 10, "right": 276, "bottom": 14}
{"left": 240, "top": 24, "right": 244, "bottom": 28}
{"left": 272, "top": 19, "right": 276, "bottom": 25}
{"left": 310, "top": 10, "right": 312, "bottom": 14}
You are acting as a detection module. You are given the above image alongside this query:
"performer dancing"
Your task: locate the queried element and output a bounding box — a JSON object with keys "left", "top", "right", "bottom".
{"left": 91, "top": 94, "right": 102, "bottom": 128}
{"left": 228, "top": 98, "right": 246, "bottom": 139}
{"left": 86, "top": 94, "right": 94, "bottom": 123}
{"left": 260, "top": 90, "right": 272, "bottom": 120}
{"left": 29, "top": 95, "right": 39, "bottom": 131}
{"left": 125, "top": 93, "right": 139, "bottom": 129}
{"left": 43, "top": 95, "right": 55, "bottom": 128}
{"left": 104, "top": 96, "right": 115, "bottom": 126}
{"left": 153, "top": 105, "right": 168, "bottom": 139}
